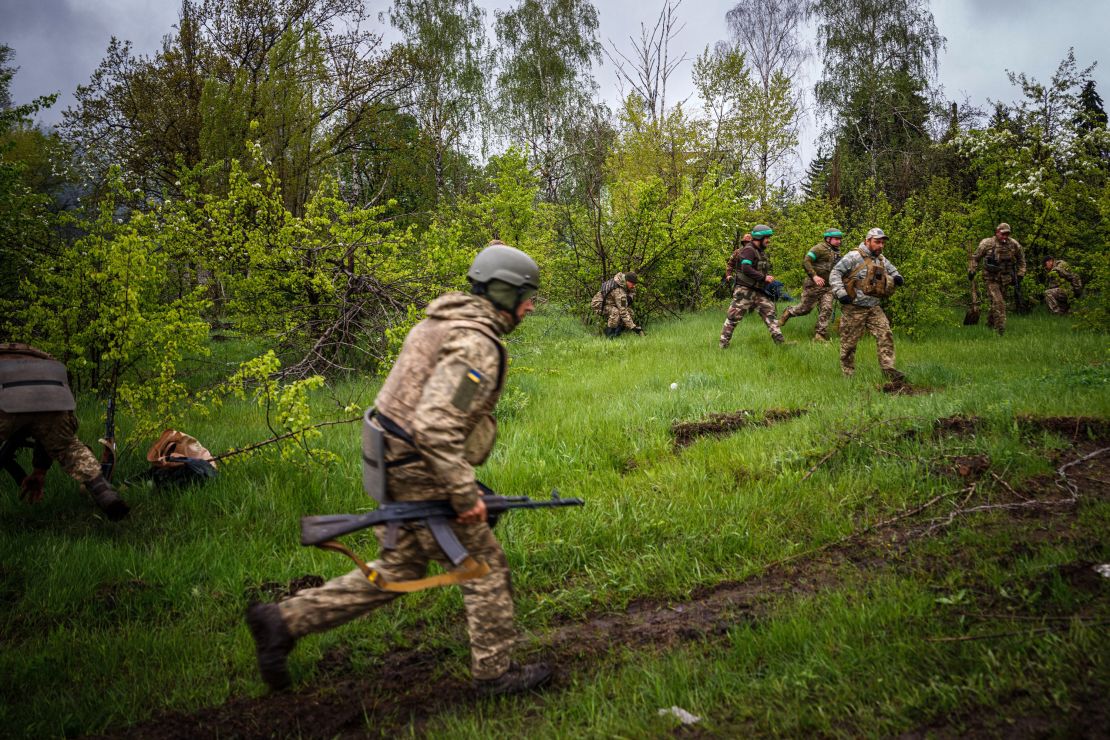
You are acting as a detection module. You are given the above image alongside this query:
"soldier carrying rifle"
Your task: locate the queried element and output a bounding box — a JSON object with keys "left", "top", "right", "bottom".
{"left": 247, "top": 241, "right": 556, "bottom": 695}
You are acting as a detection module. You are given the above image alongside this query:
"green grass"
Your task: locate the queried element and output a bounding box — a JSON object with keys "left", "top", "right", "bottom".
{"left": 1, "top": 304, "right": 1107, "bottom": 735}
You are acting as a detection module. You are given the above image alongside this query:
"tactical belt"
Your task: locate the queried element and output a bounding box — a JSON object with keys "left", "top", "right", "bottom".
{"left": 317, "top": 409, "right": 492, "bottom": 593}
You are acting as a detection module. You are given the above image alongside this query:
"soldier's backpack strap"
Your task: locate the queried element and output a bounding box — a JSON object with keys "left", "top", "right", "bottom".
{"left": 843, "top": 251, "right": 871, "bottom": 300}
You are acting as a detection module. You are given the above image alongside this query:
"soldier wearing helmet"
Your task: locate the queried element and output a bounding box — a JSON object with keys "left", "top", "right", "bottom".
{"left": 779, "top": 228, "right": 844, "bottom": 341}
{"left": 968, "top": 222, "right": 1026, "bottom": 335}
{"left": 719, "top": 225, "right": 785, "bottom": 348}
{"left": 247, "top": 240, "right": 552, "bottom": 696}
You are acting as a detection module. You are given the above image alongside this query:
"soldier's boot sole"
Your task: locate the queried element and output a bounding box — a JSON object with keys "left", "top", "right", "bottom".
{"left": 246, "top": 603, "right": 295, "bottom": 691}
{"left": 475, "top": 662, "right": 554, "bottom": 695}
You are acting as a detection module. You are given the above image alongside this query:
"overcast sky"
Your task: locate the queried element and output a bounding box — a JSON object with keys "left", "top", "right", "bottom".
{"left": 3, "top": 0, "right": 1107, "bottom": 177}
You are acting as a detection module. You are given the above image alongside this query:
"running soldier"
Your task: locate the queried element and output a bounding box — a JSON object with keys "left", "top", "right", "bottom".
{"left": 779, "top": 228, "right": 843, "bottom": 341}
{"left": 592, "top": 272, "right": 642, "bottom": 338}
{"left": 719, "top": 225, "right": 784, "bottom": 348}
{"left": 0, "top": 343, "right": 129, "bottom": 519}
{"left": 968, "top": 222, "right": 1026, "bottom": 335}
{"left": 246, "top": 242, "right": 553, "bottom": 695}
{"left": 830, "top": 228, "right": 905, "bottom": 383}
{"left": 1042, "top": 256, "right": 1083, "bottom": 315}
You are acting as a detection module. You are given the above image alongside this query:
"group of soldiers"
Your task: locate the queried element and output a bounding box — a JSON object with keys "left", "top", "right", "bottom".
{"left": 1, "top": 223, "right": 1086, "bottom": 699}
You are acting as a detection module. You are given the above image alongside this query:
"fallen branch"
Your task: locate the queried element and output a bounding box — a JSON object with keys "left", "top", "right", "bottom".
{"left": 213, "top": 416, "right": 361, "bottom": 462}
{"left": 801, "top": 416, "right": 920, "bottom": 482}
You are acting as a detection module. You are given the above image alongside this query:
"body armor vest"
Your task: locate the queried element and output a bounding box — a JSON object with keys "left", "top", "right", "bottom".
{"left": 0, "top": 358, "right": 77, "bottom": 413}
{"left": 736, "top": 248, "right": 771, "bottom": 289}
{"left": 984, "top": 238, "right": 1018, "bottom": 273}
{"left": 809, "top": 243, "right": 840, "bottom": 280}
{"left": 844, "top": 250, "right": 895, "bottom": 300}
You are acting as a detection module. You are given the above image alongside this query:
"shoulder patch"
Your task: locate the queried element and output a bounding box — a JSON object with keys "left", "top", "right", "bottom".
{"left": 452, "top": 368, "right": 483, "bottom": 411}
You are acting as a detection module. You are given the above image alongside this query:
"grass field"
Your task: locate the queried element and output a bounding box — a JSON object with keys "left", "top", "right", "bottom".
{"left": 1, "top": 303, "right": 1108, "bottom": 737}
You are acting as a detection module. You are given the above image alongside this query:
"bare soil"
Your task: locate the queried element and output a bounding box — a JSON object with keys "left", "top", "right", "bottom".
{"left": 671, "top": 408, "right": 806, "bottom": 449}
{"left": 94, "top": 421, "right": 1110, "bottom": 740}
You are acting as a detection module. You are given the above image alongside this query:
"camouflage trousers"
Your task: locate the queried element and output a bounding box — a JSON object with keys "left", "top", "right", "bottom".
{"left": 1044, "top": 288, "right": 1071, "bottom": 315}
{"left": 278, "top": 519, "right": 516, "bottom": 680}
{"left": 719, "top": 287, "right": 782, "bottom": 347}
{"left": 839, "top": 305, "right": 896, "bottom": 376}
{"left": 604, "top": 305, "right": 631, "bottom": 330}
{"left": 779, "top": 279, "right": 835, "bottom": 339}
{"left": 0, "top": 410, "right": 102, "bottom": 482}
{"left": 984, "top": 279, "right": 1010, "bottom": 334}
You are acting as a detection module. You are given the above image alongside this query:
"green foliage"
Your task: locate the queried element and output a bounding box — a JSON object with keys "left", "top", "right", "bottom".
{"left": 9, "top": 169, "right": 210, "bottom": 443}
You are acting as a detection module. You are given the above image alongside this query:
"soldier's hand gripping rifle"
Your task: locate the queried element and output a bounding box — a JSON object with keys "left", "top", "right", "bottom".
{"left": 301, "top": 483, "right": 583, "bottom": 593}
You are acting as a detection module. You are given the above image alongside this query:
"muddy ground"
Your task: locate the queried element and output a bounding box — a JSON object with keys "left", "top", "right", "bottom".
{"left": 671, "top": 408, "right": 806, "bottom": 449}
{"left": 96, "top": 421, "right": 1109, "bottom": 739}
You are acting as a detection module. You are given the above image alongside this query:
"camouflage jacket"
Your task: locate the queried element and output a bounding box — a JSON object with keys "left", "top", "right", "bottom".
{"left": 373, "top": 292, "right": 514, "bottom": 513}
{"left": 602, "top": 272, "right": 637, "bottom": 329}
{"left": 971, "top": 236, "right": 1026, "bottom": 283}
{"left": 830, "top": 244, "right": 902, "bottom": 308}
{"left": 1046, "top": 260, "right": 1082, "bottom": 293}
{"left": 803, "top": 242, "right": 840, "bottom": 281}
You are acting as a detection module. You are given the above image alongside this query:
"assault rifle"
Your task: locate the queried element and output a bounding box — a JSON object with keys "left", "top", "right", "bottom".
{"left": 301, "top": 485, "right": 583, "bottom": 546}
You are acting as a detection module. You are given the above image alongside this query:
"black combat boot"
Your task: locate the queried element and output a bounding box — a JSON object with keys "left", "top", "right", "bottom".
{"left": 475, "top": 661, "right": 553, "bottom": 695}
{"left": 86, "top": 475, "right": 129, "bottom": 520}
{"left": 246, "top": 602, "right": 295, "bottom": 690}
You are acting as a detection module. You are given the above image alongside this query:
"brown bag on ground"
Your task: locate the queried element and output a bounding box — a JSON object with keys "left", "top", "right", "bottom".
{"left": 147, "top": 429, "right": 218, "bottom": 469}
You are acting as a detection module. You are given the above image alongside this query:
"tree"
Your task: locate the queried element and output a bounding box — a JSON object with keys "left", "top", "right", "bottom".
{"left": 390, "top": 0, "right": 493, "bottom": 201}
{"left": 810, "top": 0, "right": 944, "bottom": 210}
{"left": 723, "top": 0, "right": 807, "bottom": 203}
{"left": 62, "top": 0, "right": 411, "bottom": 213}
{"left": 494, "top": 0, "right": 603, "bottom": 200}
{"left": 606, "top": 0, "right": 688, "bottom": 128}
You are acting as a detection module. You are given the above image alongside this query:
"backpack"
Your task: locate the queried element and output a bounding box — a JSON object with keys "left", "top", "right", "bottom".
{"left": 145, "top": 429, "right": 218, "bottom": 487}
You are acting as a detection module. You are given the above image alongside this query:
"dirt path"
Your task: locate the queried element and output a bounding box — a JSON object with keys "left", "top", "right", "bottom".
{"left": 95, "top": 428, "right": 1110, "bottom": 739}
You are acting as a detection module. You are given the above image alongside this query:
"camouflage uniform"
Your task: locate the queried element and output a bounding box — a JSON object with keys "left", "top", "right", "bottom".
{"left": 969, "top": 233, "right": 1026, "bottom": 334}
{"left": 1044, "top": 260, "right": 1083, "bottom": 315}
{"left": 779, "top": 242, "right": 840, "bottom": 340}
{"left": 830, "top": 245, "right": 902, "bottom": 377}
{"left": 599, "top": 272, "right": 637, "bottom": 331}
{"left": 276, "top": 292, "right": 518, "bottom": 680}
{"left": 0, "top": 344, "right": 102, "bottom": 483}
{"left": 720, "top": 245, "right": 783, "bottom": 347}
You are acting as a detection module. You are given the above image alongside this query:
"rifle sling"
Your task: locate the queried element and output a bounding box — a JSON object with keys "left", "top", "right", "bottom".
{"left": 314, "top": 539, "right": 491, "bottom": 593}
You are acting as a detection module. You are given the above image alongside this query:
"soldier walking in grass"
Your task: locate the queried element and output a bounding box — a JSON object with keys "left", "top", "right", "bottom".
{"left": 779, "top": 228, "right": 843, "bottom": 341}
{"left": 830, "top": 228, "right": 906, "bottom": 384}
{"left": 1042, "top": 256, "right": 1083, "bottom": 315}
{"left": 246, "top": 241, "right": 553, "bottom": 695}
{"left": 0, "top": 343, "right": 129, "bottom": 520}
{"left": 592, "top": 271, "right": 643, "bottom": 338}
{"left": 968, "top": 222, "right": 1026, "bottom": 335}
{"left": 719, "top": 225, "right": 785, "bottom": 348}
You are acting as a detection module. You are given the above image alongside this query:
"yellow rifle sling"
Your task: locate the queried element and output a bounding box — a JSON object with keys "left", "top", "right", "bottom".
{"left": 315, "top": 540, "right": 491, "bottom": 593}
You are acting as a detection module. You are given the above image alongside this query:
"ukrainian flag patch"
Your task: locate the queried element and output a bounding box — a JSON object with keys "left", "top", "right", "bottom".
{"left": 452, "top": 367, "right": 483, "bottom": 411}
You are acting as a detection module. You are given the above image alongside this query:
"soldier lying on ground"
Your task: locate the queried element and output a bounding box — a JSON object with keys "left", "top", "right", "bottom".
{"left": 246, "top": 241, "right": 553, "bottom": 696}
{"left": 0, "top": 343, "right": 129, "bottom": 520}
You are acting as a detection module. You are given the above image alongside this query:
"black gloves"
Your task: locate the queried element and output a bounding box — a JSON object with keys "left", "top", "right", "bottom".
{"left": 967, "top": 271, "right": 975, "bottom": 281}
{"left": 894, "top": 275, "right": 904, "bottom": 286}
{"left": 838, "top": 294, "right": 852, "bottom": 305}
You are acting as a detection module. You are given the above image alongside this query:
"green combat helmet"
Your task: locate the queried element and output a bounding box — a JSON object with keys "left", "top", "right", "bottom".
{"left": 468, "top": 240, "right": 540, "bottom": 313}
{"left": 752, "top": 225, "right": 773, "bottom": 239}
{"left": 822, "top": 228, "right": 844, "bottom": 239}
